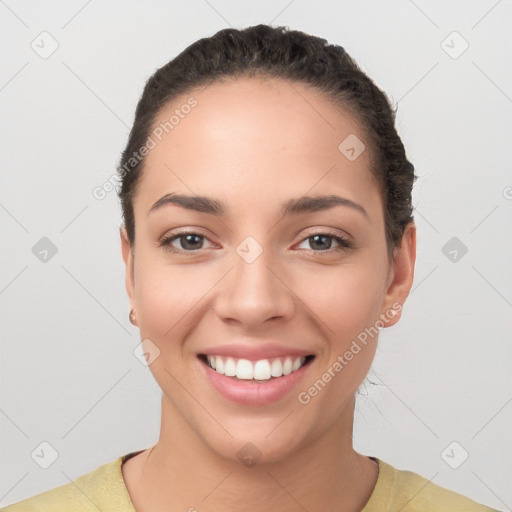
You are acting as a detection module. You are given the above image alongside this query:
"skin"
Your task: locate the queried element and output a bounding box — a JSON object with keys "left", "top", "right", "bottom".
{"left": 120, "top": 76, "right": 416, "bottom": 512}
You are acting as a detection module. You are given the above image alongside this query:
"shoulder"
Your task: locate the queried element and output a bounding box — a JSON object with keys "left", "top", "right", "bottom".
{"left": 0, "top": 453, "right": 137, "bottom": 512}
{"left": 364, "top": 458, "right": 500, "bottom": 512}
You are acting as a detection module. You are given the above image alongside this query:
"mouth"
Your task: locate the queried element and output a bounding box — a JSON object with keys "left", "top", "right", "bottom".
{"left": 198, "top": 354, "right": 315, "bottom": 380}
{"left": 197, "top": 353, "right": 316, "bottom": 405}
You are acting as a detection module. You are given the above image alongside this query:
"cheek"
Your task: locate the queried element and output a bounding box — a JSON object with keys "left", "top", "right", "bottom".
{"left": 301, "top": 261, "right": 387, "bottom": 346}
{"left": 133, "top": 253, "right": 212, "bottom": 342}
{"left": 294, "top": 266, "right": 385, "bottom": 418}
{"left": 132, "top": 257, "right": 214, "bottom": 401}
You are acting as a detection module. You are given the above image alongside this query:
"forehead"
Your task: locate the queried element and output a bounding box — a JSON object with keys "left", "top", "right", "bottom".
{"left": 135, "top": 76, "right": 380, "bottom": 218}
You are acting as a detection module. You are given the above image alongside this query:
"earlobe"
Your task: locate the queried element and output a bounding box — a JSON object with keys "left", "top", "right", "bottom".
{"left": 381, "top": 222, "right": 416, "bottom": 328}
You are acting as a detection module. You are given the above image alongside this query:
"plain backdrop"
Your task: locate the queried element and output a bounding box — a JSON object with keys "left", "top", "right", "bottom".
{"left": 1, "top": 0, "right": 511, "bottom": 510}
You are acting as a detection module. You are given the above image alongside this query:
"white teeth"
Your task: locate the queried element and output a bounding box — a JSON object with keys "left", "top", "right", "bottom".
{"left": 224, "top": 357, "right": 236, "bottom": 377}
{"left": 270, "top": 358, "right": 283, "bottom": 377}
{"left": 253, "top": 359, "right": 271, "bottom": 380}
{"left": 236, "top": 359, "right": 253, "bottom": 379}
{"left": 292, "top": 357, "right": 302, "bottom": 371}
{"left": 282, "top": 357, "right": 293, "bottom": 375}
{"left": 205, "top": 355, "right": 308, "bottom": 380}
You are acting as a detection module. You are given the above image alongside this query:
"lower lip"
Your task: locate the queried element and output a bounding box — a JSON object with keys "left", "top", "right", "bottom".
{"left": 199, "top": 357, "right": 313, "bottom": 406}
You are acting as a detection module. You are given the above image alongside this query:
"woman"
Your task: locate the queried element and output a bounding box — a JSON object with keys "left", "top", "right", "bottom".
{"left": 2, "top": 24, "right": 500, "bottom": 512}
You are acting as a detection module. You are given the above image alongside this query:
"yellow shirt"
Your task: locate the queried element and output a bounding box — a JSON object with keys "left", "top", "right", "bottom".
{"left": 0, "top": 451, "right": 500, "bottom": 511}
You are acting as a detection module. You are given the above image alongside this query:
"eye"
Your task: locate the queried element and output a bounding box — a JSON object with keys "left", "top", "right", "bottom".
{"left": 296, "top": 232, "right": 352, "bottom": 253}
{"left": 159, "top": 232, "right": 213, "bottom": 253}
{"left": 159, "top": 230, "right": 352, "bottom": 254}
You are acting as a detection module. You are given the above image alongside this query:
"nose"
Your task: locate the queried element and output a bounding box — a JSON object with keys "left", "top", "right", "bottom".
{"left": 213, "top": 245, "right": 296, "bottom": 328}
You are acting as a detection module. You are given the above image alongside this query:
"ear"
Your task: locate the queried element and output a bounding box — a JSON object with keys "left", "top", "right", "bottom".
{"left": 380, "top": 222, "right": 416, "bottom": 327}
{"left": 120, "top": 225, "right": 135, "bottom": 306}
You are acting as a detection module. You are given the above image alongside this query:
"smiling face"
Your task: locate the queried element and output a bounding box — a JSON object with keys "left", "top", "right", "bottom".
{"left": 121, "top": 76, "right": 415, "bottom": 464}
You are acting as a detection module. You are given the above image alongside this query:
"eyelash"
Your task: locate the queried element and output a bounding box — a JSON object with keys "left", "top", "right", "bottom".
{"left": 158, "top": 230, "right": 353, "bottom": 255}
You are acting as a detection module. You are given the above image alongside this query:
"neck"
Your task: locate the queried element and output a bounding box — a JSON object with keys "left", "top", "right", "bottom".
{"left": 124, "top": 394, "right": 378, "bottom": 512}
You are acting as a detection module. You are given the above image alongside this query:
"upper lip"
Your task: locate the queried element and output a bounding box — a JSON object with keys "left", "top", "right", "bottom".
{"left": 198, "top": 343, "right": 314, "bottom": 361}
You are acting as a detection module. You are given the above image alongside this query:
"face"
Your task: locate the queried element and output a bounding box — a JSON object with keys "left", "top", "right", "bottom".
{"left": 121, "top": 77, "right": 415, "bottom": 464}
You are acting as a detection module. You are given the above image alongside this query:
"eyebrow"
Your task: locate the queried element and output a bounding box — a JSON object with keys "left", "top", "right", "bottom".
{"left": 148, "top": 193, "right": 367, "bottom": 218}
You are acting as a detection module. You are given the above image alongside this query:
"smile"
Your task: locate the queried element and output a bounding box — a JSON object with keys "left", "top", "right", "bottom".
{"left": 201, "top": 354, "right": 313, "bottom": 380}
{"left": 197, "top": 353, "right": 315, "bottom": 405}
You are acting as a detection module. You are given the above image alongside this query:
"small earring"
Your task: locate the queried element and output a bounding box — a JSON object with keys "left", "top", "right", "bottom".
{"left": 129, "top": 308, "right": 137, "bottom": 326}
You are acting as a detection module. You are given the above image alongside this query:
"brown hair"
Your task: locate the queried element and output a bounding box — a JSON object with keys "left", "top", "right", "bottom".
{"left": 117, "top": 24, "right": 416, "bottom": 252}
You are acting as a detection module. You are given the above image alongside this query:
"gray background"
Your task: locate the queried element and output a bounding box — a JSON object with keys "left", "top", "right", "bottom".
{"left": 1, "top": 0, "right": 511, "bottom": 509}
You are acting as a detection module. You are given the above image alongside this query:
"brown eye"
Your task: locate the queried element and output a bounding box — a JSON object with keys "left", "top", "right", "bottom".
{"left": 296, "top": 232, "right": 352, "bottom": 252}
{"left": 308, "top": 234, "right": 334, "bottom": 251}
{"left": 159, "top": 232, "right": 211, "bottom": 253}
